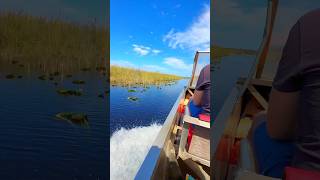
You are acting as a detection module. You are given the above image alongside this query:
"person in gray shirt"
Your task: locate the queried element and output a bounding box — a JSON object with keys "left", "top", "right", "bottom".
{"left": 249, "top": 9, "right": 320, "bottom": 178}
{"left": 188, "top": 64, "right": 210, "bottom": 117}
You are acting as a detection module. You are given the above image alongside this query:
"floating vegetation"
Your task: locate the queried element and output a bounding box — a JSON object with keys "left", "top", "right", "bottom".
{"left": 55, "top": 112, "right": 88, "bottom": 126}
{"left": 65, "top": 74, "right": 73, "bottom": 78}
{"left": 165, "top": 82, "right": 176, "bottom": 86}
{"left": 38, "top": 75, "right": 46, "bottom": 80}
{"left": 56, "top": 89, "right": 83, "bottom": 96}
{"left": 11, "top": 60, "right": 19, "bottom": 64}
{"left": 81, "top": 68, "right": 90, "bottom": 72}
{"left": 53, "top": 71, "right": 60, "bottom": 76}
{"left": 128, "top": 89, "right": 136, "bottom": 93}
{"left": 72, "top": 80, "right": 85, "bottom": 84}
{"left": 128, "top": 96, "right": 139, "bottom": 101}
{"left": 5, "top": 74, "right": 15, "bottom": 79}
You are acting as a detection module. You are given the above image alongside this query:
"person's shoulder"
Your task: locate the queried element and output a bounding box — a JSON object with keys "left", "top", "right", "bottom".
{"left": 204, "top": 64, "right": 210, "bottom": 71}
{"left": 299, "top": 9, "right": 320, "bottom": 23}
{"left": 203, "top": 64, "right": 210, "bottom": 74}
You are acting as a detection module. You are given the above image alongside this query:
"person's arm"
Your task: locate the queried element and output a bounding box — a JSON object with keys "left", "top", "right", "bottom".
{"left": 267, "top": 89, "right": 299, "bottom": 140}
{"left": 267, "top": 21, "right": 302, "bottom": 140}
{"left": 192, "top": 90, "right": 204, "bottom": 106}
{"left": 191, "top": 65, "right": 210, "bottom": 107}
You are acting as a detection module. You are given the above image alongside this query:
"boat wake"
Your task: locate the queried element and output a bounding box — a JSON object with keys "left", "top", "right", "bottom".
{"left": 110, "top": 123, "right": 162, "bottom": 180}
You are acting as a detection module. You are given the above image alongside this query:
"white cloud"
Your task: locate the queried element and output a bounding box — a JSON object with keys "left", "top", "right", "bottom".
{"left": 132, "top": 44, "right": 151, "bottom": 56}
{"left": 132, "top": 44, "right": 161, "bottom": 56}
{"left": 152, "top": 49, "right": 161, "bottom": 55}
{"left": 163, "top": 57, "right": 192, "bottom": 70}
{"left": 163, "top": 5, "right": 209, "bottom": 51}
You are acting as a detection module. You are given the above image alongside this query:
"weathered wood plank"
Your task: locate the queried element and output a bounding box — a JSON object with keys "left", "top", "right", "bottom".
{"left": 182, "top": 152, "right": 210, "bottom": 168}
{"left": 187, "top": 89, "right": 194, "bottom": 96}
{"left": 172, "top": 125, "right": 182, "bottom": 135}
{"left": 178, "top": 153, "right": 210, "bottom": 180}
{"left": 188, "top": 126, "right": 210, "bottom": 161}
{"left": 178, "top": 121, "right": 190, "bottom": 158}
{"left": 248, "top": 85, "right": 269, "bottom": 110}
{"left": 250, "top": 78, "right": 273, "bottom": 87}
{"left": 183, "top": 115, "right": 210, "bottom": 129}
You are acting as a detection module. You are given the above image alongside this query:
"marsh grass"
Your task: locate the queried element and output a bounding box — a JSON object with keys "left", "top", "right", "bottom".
{"left": 0, "top": 12, "right": 108, "bottom": 75}
{"left": 212, "top": 45, "right": 256, "bottom": 60}
{"left": 110, "top": 65, "right": 183, "bottom": 86}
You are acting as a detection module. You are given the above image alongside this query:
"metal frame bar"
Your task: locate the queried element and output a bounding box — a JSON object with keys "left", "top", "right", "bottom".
{"left": 189, "top": 51, "right": 210, "bottom": 88}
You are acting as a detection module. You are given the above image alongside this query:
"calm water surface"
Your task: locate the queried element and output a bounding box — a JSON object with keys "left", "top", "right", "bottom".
{"left": 110, "top": 79, "right": 188, "bottom": 134}
{"left": 0, "top": 55, "right": 253, "bottom": 179}
{"left": 0, "top": 72, "right": 107, "bottom": 180}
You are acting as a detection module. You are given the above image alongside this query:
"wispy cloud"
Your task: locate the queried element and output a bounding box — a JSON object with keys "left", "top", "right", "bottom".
{"left": 163, "top": 5, "right": 209, "bottom": 51}
{"left": 132, "top": 44, "right": 151, "bottom": 56}
{"left": 163, "top": 57, "right": 192, "bottom": 70}
{"left": 132, "top": 44, "right": 161, "bottom": 56}
{"left": 152, "top": 49, "right": 161, "bottom": 55}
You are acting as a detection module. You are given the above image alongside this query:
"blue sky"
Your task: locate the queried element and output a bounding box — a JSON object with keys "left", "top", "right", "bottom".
{"left": 110, "top": 0, "right": 210, "bottom": 77}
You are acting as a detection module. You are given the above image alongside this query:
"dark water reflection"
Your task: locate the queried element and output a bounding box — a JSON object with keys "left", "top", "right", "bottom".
{"left": 110, "top": 79, "right": 188, "bottom": 134}
{"left": 0, "top": 72, "right": 107, "bottom": 179}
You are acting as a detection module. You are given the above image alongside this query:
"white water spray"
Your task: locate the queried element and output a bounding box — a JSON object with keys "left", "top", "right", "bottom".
{"left": 110, "top": 123, "right": 162, "bottom": 180}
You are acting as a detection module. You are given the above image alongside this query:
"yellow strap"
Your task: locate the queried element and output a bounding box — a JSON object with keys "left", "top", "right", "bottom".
{"left": 236, "top": 117, "right": 253, "bottom": 139}
{"left": 184, "top": 99, "right": 189, "bottom": 106}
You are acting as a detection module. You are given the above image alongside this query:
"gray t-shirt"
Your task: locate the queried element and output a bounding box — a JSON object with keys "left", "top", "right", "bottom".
{"left": 273, "top": 9, "right": 320, "bottom": 170}
{"left": 195, "top": 64, "right": 210, "bottom": 115}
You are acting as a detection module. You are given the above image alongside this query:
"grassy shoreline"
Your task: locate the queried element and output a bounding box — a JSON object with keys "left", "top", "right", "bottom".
{"left": 110, "top": 65, "right": 183, "bottom": 86}
{"left": 212, "top": 45, "right": 256, "bottom": 60}
{"left": 0, "top": 12, "right": 108, "bottom": 74}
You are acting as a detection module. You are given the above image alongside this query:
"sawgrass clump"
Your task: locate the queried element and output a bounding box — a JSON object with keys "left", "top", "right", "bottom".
{"left": 110, "top": 65, "right": 182, "bottom": 86}
{"left": 0, "top": 12, "right": 108, "bottom": 74}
